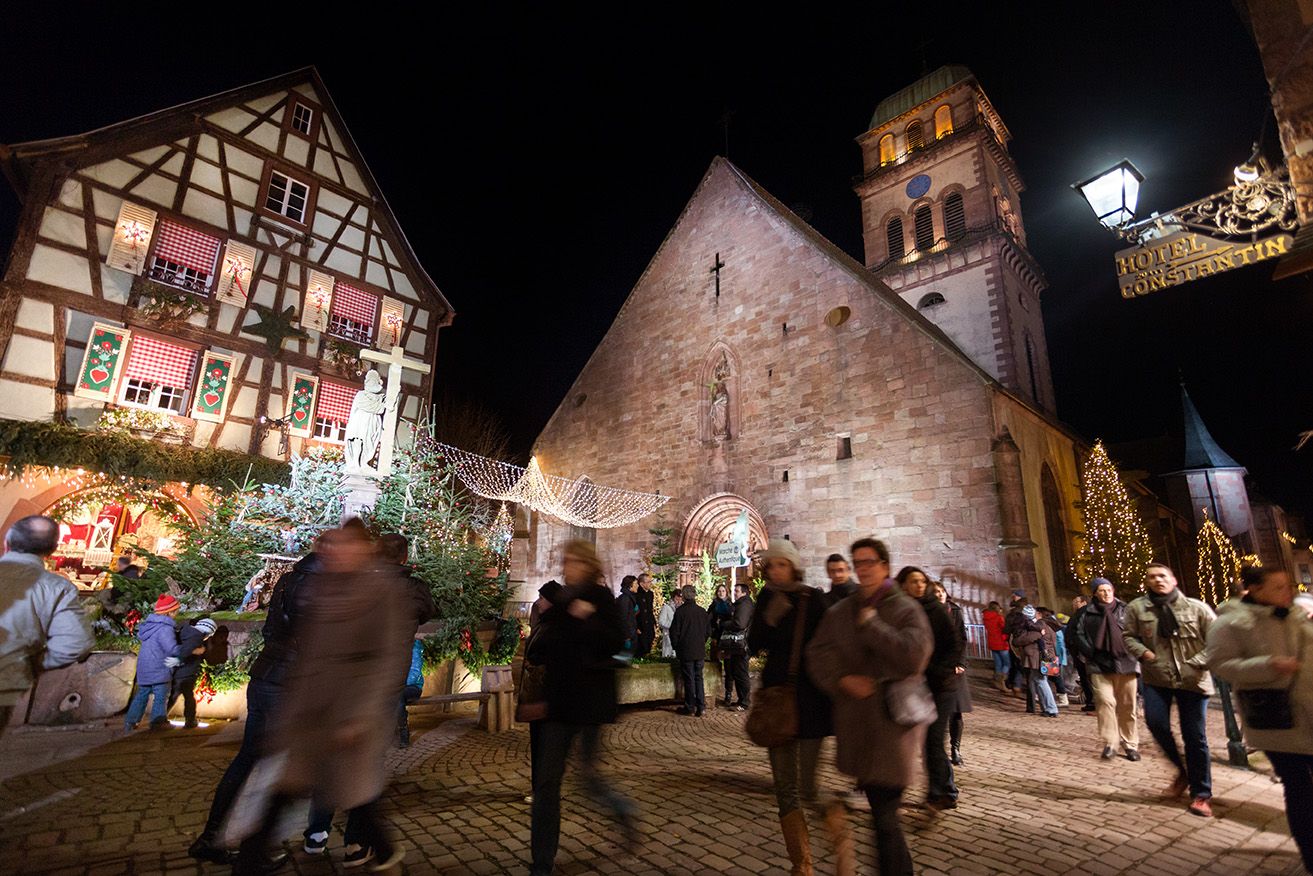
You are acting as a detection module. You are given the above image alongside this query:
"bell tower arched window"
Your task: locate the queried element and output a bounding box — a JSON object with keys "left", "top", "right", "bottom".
{"left": 934, "top": 104, "right": 953, "bottom": 139}
{"left": 878, "top": 134, "right": 895, "bottom": 165}
{"left": 913, "top": 205, "right": 934, "bottom": 251}
{"left": 906, "top": 120, "right": 925, "bottom": 152}
{"left": 886, "top": 217, "right": 905, "bottom": 261}
{"left": 944, "top": 191, "right": 966, "bottom": 240}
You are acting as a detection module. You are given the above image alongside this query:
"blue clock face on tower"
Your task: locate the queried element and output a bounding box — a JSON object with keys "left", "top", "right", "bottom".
{"left": 906, "top": 174, "right": 932, "bottom": 199}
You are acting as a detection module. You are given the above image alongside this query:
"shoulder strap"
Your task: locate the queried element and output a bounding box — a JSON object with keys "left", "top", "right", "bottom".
{"left": 785, "top": 590, "right": 810, "bottom": 682}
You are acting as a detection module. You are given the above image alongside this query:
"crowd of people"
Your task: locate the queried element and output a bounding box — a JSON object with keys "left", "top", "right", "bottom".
{"left": 1, "top": 510, "right": 1310, "bottom": 874}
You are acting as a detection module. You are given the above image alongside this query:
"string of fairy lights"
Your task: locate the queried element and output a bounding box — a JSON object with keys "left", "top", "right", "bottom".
{"left": 0, "top": 466, "right": 197, "bottom": 523}
{"left": 1196, "top": 513, "right": 1241, "bottom": 605}
{"left": 436, "top": 443, "right": 668, "bottom": 529}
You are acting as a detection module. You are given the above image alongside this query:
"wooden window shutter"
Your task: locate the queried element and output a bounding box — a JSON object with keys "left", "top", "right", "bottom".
{"left": 190, "top": 350, "right": 237, "bottom": 423}
{"left": 106, "top": 202, "right": 158, "bottom": 275}
{"left": 285, "top": 372, "right": 319, "bottom": 438}
{"left": 301, "top": 269, "right": 335, "bottom": 333}
{"left": 73, "top": 323, "right": 132, "bottom": 401}
{"left": 215, "top": 240, "right": 258, "bottom": 306}
{"left": 380, "top": 296, "right": 405, "bottom": 348}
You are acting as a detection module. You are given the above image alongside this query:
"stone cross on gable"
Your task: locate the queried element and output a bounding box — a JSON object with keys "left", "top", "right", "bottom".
{"left": 359, "top": 345, "right": 431, "bottom": 476}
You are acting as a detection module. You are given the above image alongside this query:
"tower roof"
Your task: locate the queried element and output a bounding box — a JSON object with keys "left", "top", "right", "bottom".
{"left": 1179, "top": 384, "right": 1243, "bottom": 471}
{"left": 869, "top": 65, "right": 975, "bottom": 129}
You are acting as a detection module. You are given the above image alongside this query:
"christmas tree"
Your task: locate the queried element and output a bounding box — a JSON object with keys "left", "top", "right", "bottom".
{"left": 643, "top": 515, "right": 680, "bottom": 598}
{"left": 1070, "top": 440, "right": 1154, "bottom": 595}
{"left": 1196, "top": 513, "right": 1241, "bottom": 606}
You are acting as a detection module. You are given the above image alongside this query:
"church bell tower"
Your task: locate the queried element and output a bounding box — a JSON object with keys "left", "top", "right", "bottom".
{"left": 854, "top": 66, "right": 1055, "bottom": 411}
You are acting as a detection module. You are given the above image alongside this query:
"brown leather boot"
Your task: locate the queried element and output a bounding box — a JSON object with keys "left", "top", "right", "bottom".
{"left": 779, "top": 809, "right": 814, "bottom": 876}
{"left": 822, "top": 802, "right": 855, "bottom": 876}
{"left": 991, "top": 673, "right": 1007, "bottom": 691}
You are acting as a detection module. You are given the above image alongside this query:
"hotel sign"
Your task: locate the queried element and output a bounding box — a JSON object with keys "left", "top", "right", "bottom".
{"left": 1115, "top": 231, "right": 1294, "bottom": 299}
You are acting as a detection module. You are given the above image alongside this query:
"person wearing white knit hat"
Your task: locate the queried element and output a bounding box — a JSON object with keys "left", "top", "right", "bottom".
{"left": 170, "top": 617, "right": 218, "bottom": 729}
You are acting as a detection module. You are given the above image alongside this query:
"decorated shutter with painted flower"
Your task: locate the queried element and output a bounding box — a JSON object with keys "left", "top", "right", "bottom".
{"left": 215, "top": 240, "right": 257, "bottom": 306}
{"left": 74, "top": 323, "right": 132, "bottom": 401}
{"left": 285, "top": 372, "right": 319, "bottom": 438}
{"left": 106, "top": 202, "right": 158, "bottom": 275}
{"left": 190, "top": 351, "right": 237, "bottom": 423}
{"left": 380, "top": 296, "right": 405, "bottom": 348}
{"left": 301, "top": 269, "right": 335, "bottom": 333}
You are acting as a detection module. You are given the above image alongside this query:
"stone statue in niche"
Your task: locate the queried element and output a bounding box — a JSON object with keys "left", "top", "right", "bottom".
{"left": 709, "top": 354, "right": 731, "bottom": 442}
{"left": 344, "top": 369, "right": 391, "bottom": 475}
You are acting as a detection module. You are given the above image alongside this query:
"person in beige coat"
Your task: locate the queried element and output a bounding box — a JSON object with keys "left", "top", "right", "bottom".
{"left": 1206, "top": 566, "right": 1312, "bottom": 872}
{"left": 807, "top": 537, "right": 933, "bottom": 876}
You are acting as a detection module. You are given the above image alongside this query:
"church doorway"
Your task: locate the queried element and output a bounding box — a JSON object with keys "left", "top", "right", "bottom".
{"left": 678, "top": 493, "right": 768, "bottom": 590}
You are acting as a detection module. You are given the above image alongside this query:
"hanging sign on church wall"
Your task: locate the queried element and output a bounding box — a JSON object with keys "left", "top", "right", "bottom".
{"left": 1115, "top": 230, "right": 1294, "bottom": 299}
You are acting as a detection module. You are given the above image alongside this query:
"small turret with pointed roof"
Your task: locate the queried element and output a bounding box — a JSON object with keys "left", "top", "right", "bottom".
{"left": 1174, "top": 382, "right": 1243, "bottom": 473}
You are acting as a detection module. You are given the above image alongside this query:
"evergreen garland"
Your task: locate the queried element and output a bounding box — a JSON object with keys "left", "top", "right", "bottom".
{"left": 0, "top": 418, "right": 289, "bottom": 488}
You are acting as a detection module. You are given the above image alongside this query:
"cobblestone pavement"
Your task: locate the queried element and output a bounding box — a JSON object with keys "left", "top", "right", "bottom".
{"left": 0, "top": 670, "right": 1304, "bottom": 875}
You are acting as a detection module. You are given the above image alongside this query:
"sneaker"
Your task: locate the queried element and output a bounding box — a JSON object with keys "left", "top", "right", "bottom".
{"left": 1188, "top": 796, "right": 1213, "bottom": 818}
{"left": 304, "top": 831, "right": 329, "bottom": 855}
{"left": 695, "top": 707, "right": 704, "bottom": 717}
{"left": 1056, "top": 694, "right": 1069, "bottom": 706}
{"left": 188, "top": 833, "right": 235, "bottom": 865}
{"left": 343, "top": 845, "right": 375, "bottom": 868}
{"left": 1124, "top": 748, "right": 1141, "bottom": 762}
{"left": 733, "top": 703, "right": 748, "bottom": 712}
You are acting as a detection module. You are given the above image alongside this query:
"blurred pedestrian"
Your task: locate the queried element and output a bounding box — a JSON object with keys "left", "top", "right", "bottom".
{"left": 0, "top": 515, "right": 93, "bottom": 736}
{"left": 935, "top": 582, "right": 973, "bottom": 766}
{"left": 671, "top": 584, "right": 711, "bottom": 716}
{"left": 1073, "top": 578, "right": 1140, "bottom": 761}
{"left": 526, "top": 540, "right": 636, "bottom": 875}
{"left": 169, "top": 617, "right": 217, "bottom": 729}
{"left": 710, "top": 583, "right": 733, "bottom": 705}
{"left": 635, "top": 573, "right": 656, "bottom": 658}
{"left": 1207, "top": 566, "right": 1313, "bottom": 871}
{"left": 983, "top": 600, "right": 1009, "bottom": 691}
{"left": 124, "top": 593, "right": 182, "bottom": 733}
{"left": 808, "top": 537, "right": 932, "bottom": 876}
{"left": 825, "top": 554, "right": 857, "bottom": 601}
{"left": 899, "top": 567, "right": 961, "bottom": 809}
{"left": 747, "top": 539, "right": 833, "bottom": 875}
{"left": 1123, "top": 563, "right": 1216, "bottom": 817}
{"left": 236, "top": 524, "right": 410, "bottom": 873}
{"left": 188, "top": 539, "right": 324, "bottom": 865}
{"left": 1003, "top": 593, "right": 1029, "bottom": 695}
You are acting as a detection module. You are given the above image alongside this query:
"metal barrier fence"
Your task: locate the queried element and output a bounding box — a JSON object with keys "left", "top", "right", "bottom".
{"left": 964, "top": 624, "right": 989, "bottom": 660}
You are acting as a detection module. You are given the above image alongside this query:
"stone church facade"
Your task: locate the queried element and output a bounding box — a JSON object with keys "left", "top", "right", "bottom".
{"left": 522, "top": 68, "right": 1189, "bottom": 616}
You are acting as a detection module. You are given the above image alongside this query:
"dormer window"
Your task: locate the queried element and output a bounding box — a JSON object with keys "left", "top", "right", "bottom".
{"left": 264, "top": 169, "right": 311, "bottom": 225}
{"left": 291, "top": 102, "right": 314, "bottom": 136}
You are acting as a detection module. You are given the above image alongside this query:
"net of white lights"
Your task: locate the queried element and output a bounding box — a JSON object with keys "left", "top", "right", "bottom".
{"left": 436, "top": 442, "right": 669, "bottom": 529}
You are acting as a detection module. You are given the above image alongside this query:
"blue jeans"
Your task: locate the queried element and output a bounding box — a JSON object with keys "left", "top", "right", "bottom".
{"left": 124, "top": 682, "right": 170, "bottom": 729}
{"left": 1142, "top": 684, "right": 1211, "bottom": 799}
{"left": 1027, "top": 668, "right": 1057, "bottom": 715}
{"left": 202, "top": 676, "right": 282, "bottom": 835}
{"left": 991, "top": 650, "right": 1010, "bottom": 675}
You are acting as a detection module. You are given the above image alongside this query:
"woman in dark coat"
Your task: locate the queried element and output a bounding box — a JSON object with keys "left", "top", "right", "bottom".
{"left": 525, "top": 540, "right": 636, "bottom": 876}
{"left": 747, "top": 539, "right": 833, "bottom": 875}
{"left": 709, "top": 583, "right": 734, "bottom": 706}
{"left": 1073, "top": 577, "right": 1141, "bottom": 759}
{"left": 1012, "top": 604, "right": 1059, "bottom": 717}
{"left": 934, "top": 581, "right": 973, "bottom": 765}
{"left": 898, "top": 567, "right": 962, "bottom": 810}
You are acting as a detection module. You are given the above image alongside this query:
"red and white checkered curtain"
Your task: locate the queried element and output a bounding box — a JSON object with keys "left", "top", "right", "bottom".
{"left": 123, "top": 336, "right": 197, "bottom": 388}
{"left": 330, "top": 281, "right": 377, "bottom": 327}
{"left": 316, "top": 380, "right": 356, "bottom": 424}
{"left": 153, "top": 220, "right": 221, "bottom": 274}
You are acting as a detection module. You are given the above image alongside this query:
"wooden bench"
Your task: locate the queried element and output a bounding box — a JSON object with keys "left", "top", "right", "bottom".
{"left": 409, "top": 664, "right": 514, "bottom": 733}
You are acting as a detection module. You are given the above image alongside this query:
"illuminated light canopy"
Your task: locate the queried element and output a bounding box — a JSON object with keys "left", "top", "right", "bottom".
{"left": 1072, "top": 159, "right": 1144, "bottom": 228}
{"left": 437, "top": 443, "right": 668, "bottom": 529}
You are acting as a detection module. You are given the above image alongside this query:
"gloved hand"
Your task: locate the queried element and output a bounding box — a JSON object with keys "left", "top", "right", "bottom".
{"left": 163, "top": 657, "right": 181, "bottom": 669}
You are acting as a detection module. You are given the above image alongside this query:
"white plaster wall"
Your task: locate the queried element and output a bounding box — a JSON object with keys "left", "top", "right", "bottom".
{"left": 38, "top": 209, "right": 86, "bottom": 249}
{"left": 3, "top": 336, "right": 55, "bottom": 380}
{"left": 27, "top": 245, "right": 93, "bottom": 295}
{"left": 0, "top": 379, "right": 55, "bottom": 420}
{"left": 15, "top": 300, "right": 54, "bottom": 334}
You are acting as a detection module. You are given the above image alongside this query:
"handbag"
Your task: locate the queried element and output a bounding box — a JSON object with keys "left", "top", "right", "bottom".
{"left": 746, "top": 591, "right": 809, "bottom": 748}
{"left": 719, "top": 629, "right": 747, "bottom": 654}
{"left": 1040, "top": 658, "right": 1061, "bottom": 677}
{"left": 1236, "top": 625, "right": 1303, "bottom": 731}
{"left": 515, "top": 626, "right": 549, "bottom": 723}
{"left": 886, "top": 676, "right": 937, "bottom": 726}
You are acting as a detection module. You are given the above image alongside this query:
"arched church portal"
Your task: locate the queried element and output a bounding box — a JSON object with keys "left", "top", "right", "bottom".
{"left": 679, "top": 493, "right": 768, "bottom": 577}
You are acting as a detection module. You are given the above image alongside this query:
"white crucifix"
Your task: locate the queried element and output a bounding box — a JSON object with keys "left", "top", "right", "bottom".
{"left": 359, "top": 345, "right": 431, "bottom": 476}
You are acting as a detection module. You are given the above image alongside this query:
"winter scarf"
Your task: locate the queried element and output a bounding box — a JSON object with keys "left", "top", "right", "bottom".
{"left": 1148, "top": 587, "right": 1181, "bottom": 641}
{"left": 1242, "top": 593, "right": 1291, "bottom": 619}
{"left": 1091, "top": 598, "right": 1130, "bottom": 658}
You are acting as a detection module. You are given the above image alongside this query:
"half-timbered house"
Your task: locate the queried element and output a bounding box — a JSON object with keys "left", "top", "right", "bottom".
{"left": 0, "top": 67, "right": 452, "bottom": 574}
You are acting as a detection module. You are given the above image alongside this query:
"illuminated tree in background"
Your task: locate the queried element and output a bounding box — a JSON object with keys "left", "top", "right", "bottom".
{"left": 1196, "top": 512, "right": 1242, "bottom": 606}
{"left": 1070, "top": 441, "right": 1154, "bottom": 595}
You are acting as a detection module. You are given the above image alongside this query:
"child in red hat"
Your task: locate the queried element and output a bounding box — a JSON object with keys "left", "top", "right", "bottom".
{"left": 123, "top": 593, "right": 181, "bottom": 733}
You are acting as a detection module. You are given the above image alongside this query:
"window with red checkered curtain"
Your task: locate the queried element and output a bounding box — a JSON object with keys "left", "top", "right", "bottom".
{"left": 148, "top": 220, "right": 221, "bottom": 294}
{"left": 120, "top": 336, "right": 197, "bottom": 414}
{"left": 328, "top": 281, "right": 377, "bottom": 344}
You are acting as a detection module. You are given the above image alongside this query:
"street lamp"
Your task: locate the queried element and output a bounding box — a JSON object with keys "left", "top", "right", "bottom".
{"left": 1072, "top": 159, "right": 1144, "bottom": 229}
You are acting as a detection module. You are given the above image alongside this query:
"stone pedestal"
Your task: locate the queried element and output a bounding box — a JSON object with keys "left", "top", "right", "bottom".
{"left": 341, "top": 473, "right": 381, "bottom": 522}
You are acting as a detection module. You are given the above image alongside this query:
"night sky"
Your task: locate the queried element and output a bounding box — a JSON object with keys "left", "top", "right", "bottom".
{"left": 3, "top": 4, "right": 1310, "bottom": 518}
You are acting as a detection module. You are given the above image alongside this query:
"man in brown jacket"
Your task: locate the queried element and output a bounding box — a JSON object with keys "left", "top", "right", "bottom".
{"left": 807, "top": 537, "right": 933, "bottom": 876}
